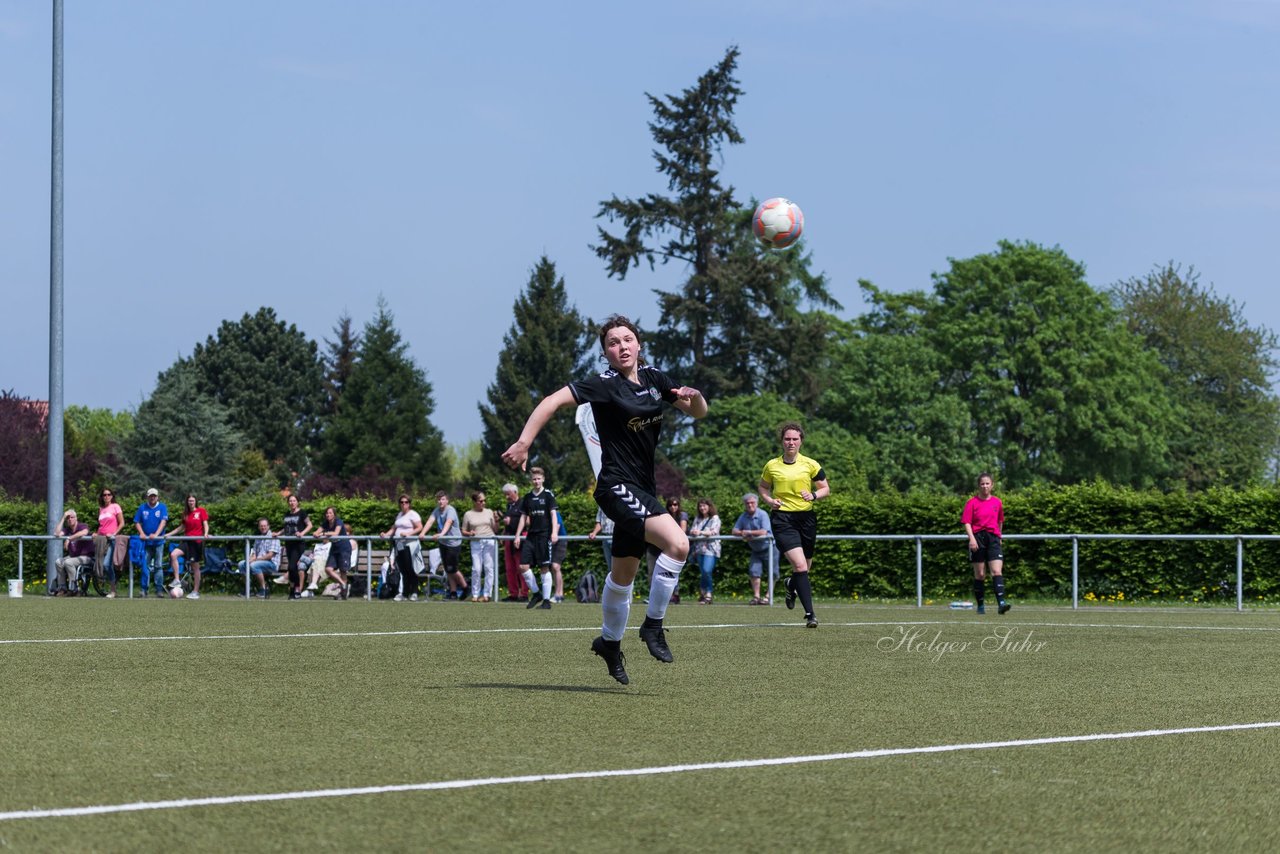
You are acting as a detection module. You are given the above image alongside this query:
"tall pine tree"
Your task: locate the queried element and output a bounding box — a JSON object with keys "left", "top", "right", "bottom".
{"left": 593, "top": 48, "right": 838, "bottom": 410}
{"left": 316, "top": 299, "right": 448, "bottom": 491}
{"left": 322, "top": 312, "right": 361, "bottom": 417}
{"left": 473, "top": 256, "right": 593, "bottom": 491}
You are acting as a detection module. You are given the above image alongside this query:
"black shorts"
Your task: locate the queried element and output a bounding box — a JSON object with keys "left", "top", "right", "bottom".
{"left": 174, "top": 541, "right": 204, "bottom": 563}
{"left": 439, "top": 543, "right": 461, "bottom": 572}
{"left": 594, "top": 481, "right": 666, "bottom": 560}
{"left": 520, "top": 535, "right": 552, "bottom": 567}
{"left": 969, "top": 530, "right": 1003, "bottom": 563}
{"left": 772, "top": 510, "right": 816, "bottom": 559}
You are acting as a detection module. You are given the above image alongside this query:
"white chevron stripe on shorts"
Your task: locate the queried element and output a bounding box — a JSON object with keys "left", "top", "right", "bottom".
{"left": 611, "top": 484, "right": 650, "bottom": 518}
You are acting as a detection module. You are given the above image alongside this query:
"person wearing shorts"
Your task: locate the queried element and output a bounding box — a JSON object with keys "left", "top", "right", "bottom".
{"left": 316, "top": 506, "right": 352, "bottom": 599}
{"left": 503, "top": 315, "right": 708, "bottom": 684}
{"left": 513, "top": 468, "right": 557, "bottom": 609}
{"left": 962, "top": 473, "right": 1009, "bottom": 615}
{"left": 168, "top": 494, "right": 209, "bottom": 599}
{"left": 423, "top": 490, "right": 468, "bottom": 600}
{"left": 759, "top": 422, "right": 830, "bottom": 628}
{"left": 732, "top": 494, "right": 774, "bottom": 604}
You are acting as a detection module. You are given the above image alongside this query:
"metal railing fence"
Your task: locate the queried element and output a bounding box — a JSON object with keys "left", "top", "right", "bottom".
{"left": 4, "top": 532, "right": 1277, "bottom": 610}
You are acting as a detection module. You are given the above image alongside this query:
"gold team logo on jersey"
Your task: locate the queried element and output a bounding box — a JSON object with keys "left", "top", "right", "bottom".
{"left": 627, "top": 413, "right": 664, "bottom": 432}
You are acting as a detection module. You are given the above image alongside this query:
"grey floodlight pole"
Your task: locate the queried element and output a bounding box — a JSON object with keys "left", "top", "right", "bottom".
{"left": 46, "top": 0, "right": 65, "bottom": 586}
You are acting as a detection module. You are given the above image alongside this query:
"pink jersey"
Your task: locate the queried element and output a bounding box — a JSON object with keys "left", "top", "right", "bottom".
{"left": 961, "top": 495, "right": 1003, "bottom": 536}
{"left": 98, "top": 503, "right": 124, "bottom": 536}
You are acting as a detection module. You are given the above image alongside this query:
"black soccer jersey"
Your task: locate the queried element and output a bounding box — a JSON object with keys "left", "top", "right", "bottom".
{"left": 519, "top": 489, "right": 557, "bottom": 536}
{"left": 569, "top": 365, "right": 679, "bottom": 491}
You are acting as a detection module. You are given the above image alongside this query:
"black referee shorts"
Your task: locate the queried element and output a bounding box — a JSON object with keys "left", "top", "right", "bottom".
{"left": 772, "top": 509, "right": 817, "bottom": 559}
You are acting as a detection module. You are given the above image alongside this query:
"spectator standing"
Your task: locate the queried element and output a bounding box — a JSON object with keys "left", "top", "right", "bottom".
{"left": 380, "top": 495, "right": 424, "bottom": 601}
{"left": 274, "top": 494, "right": 313, "bottom": 600}
{"left": 133, "top": 488, "right": 169, "bottom": 597}
{"left": 732, "top": 494, "right": 774, "bottom": 605}
{"left": 500, "top": 483, "right": 528, "bottom": 601}
{"left": 167, "top": 494, "right": 209, "bottom": 599}
{"left": 760, "top": 422, "right": 830, "bottom": 628}
{"left": 423, "top": 491, "right": 468, "bottom": 600}
{"left": 461, "top": 491, "right": 499, "bottom": 602}
{"left": 53, "top": 509, "right": 94, "bottom": 595}
{"left": 690, "top": 499, "right": 722, "bottom": 604}
{"left": 513, "top": 467, "right": 558, "bottom": 610}
{"left": 587, "top": 507, "right": 614, "bottom": 575}
{"left": 316, "top": 505, "right": 352, "bottom": 599}
{"left": 94, "top": 488, "right": 124, "bottom": 599}
{"left": 239, "top": 518, "right": 280, "bottom": 597}
{"left": 962, "top": 472, "right": 1010, "bottom": 615}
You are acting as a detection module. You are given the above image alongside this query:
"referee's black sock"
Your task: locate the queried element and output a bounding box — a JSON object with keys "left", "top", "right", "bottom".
{"left": 972, "top": 578, "right": 985, "bottom": 605}
{"left": 794, "top": 572, "right": 815, "bottom": 616}
{"left": 993, "top": 575, "right": 1006, "bottom": 602}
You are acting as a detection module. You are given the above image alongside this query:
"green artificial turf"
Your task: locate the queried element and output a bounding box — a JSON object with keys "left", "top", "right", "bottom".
{"left": 1, "top": 598, "right": 1277, "bottom": 852}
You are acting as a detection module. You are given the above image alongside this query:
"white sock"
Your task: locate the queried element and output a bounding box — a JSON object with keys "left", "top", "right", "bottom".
{"left": 601, "top": 573, "right": 633, "bottom": 641}
{"left": 521, "top": 569, "right": 538, "bottom": 596}
{"left": 541, "top": 571, "right": 552, "bottom": 600}
{"left": 646, "top": 553, "right": 685, "bottom": 621}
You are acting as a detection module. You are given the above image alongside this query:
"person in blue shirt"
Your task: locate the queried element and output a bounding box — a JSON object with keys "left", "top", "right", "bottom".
{"left": 732, "top": 493, "right": 774, "bottom": 604}
{"left": 133, "top": 488, "right": 169, "bottom": 596}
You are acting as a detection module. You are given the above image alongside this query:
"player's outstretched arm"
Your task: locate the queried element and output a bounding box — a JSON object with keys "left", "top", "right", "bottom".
{"left": 502, "top": 386, "right": 577, "bottom": 470}
{"left": 671, "top": 386, "right": 708, "bottom": 419}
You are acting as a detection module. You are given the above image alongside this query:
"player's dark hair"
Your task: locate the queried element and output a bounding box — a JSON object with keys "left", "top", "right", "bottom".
{"left": 779, "top": 422, "right": 804, "bottom": 441}
{"left": 598, "top": 315, "right": 641, "bottom": 349}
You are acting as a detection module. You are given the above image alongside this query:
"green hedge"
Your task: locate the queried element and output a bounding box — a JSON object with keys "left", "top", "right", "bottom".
{"left": 5, "top": 485, "right": 1280, "bottom": 602}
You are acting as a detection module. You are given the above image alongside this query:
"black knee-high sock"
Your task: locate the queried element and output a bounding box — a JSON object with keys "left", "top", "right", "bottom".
{"left": 993, "top": 575, "right": 1006, "bottom": 601}
{"left": 794, "top": 572, "right": 814, "bottom": 616}
{"left": 972, "top": 577, "right": 985, "bottom": 605}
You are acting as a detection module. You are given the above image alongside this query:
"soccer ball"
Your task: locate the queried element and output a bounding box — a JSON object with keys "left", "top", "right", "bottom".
{"left": 169, "top": 585, "right": 185, "bottom": 599}
{"left": 752, "top": 197, "right": 804, "bottom": 250}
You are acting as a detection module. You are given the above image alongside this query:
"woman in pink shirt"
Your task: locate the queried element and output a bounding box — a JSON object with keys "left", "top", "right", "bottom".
{"left": 961, "top": 473, "right": 1010, "bottom": 615}
{"left": 95, "top": 487, "right": 125, "bottom": 598}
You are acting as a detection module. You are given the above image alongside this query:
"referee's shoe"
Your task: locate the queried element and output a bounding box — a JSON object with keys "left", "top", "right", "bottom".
{"left": 784, "top": 576, "right": 797, "bottom": 610}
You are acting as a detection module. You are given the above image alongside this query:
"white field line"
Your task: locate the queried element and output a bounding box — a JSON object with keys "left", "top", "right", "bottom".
{"left": 1, "top": 618, "right": 1279, "bottom": 647}
{"left": 2, "top": 721, "right": 1277, "bottom": 823}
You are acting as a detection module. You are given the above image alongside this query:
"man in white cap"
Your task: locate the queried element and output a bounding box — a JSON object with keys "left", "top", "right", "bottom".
{"left": 133, "top": 488, "right": 169, "bottom": 596}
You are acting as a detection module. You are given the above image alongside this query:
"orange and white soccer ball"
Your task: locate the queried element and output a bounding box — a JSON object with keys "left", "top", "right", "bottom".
{"left": 752, "top": 197, "right": 804, "bottom": 250}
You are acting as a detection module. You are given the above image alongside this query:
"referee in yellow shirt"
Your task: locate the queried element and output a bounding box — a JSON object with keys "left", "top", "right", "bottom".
{"left": 758, "top": 422, "right": 830, "bottom": 628}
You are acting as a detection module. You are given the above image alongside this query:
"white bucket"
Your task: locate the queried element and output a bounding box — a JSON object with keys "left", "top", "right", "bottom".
{"left": 8, "top": 579, "right": 23, "bottom": 598}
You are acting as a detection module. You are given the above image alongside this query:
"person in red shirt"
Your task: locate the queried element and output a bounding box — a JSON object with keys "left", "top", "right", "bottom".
{"left": 169, "top": 494, "right": 210, "bottom": 599}
{"left": 961, "top": 473, "right": 1010, "bottom": 615}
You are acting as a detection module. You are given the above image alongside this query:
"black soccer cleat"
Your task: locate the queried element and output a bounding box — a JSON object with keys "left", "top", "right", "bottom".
{"left": 539, "top": 599, "right": 552, "bottom": 610}
{"left": 784, "top": 577, "right": 797, "bottom": 610}
{"left": 998, "top": 600, "right": 1011, "bottom": 615}
{"left": 526, "top": 590, "right": 544, "bottom": 609}
{"left": 805, "top": 613, "right": 818, "bottom": 629}
{"left": 591, "top": 636, "right": 629, "bottom": 685}
{"left": 638, "top": 617, "right": 674, "bottom": 663}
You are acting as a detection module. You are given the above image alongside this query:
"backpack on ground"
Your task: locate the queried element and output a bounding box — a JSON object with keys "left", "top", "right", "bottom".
{"left": 378, "top": 568, "right": 400, "bottom": 600}
{"left": 575, "top": 570, "right": 600, "bottom": 603}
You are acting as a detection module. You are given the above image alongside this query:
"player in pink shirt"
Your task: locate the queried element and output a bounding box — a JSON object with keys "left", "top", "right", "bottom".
{"left": 961, "top": 473, "right": 1010, "bottom": 615}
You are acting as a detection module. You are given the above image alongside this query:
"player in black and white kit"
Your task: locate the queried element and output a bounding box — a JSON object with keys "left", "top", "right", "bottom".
{"left": 513, "top": 466, "right": 558, "bottom": 610}
{"left": 503, "top": 315, "right": 707, "bottom": 684}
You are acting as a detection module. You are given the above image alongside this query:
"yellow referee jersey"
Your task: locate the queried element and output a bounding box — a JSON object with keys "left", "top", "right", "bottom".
{"left": 760, "top": 454, "right": 825, "bottom": 512}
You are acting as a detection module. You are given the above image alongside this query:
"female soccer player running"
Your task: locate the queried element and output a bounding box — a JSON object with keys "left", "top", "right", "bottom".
{"left": 503, "top": 316, "right": 707, "bottom": 685}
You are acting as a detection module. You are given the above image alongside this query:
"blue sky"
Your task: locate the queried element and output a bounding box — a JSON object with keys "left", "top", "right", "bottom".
{"left": 2, "top": 1, "right": 1278, "bottom": 447}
